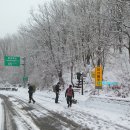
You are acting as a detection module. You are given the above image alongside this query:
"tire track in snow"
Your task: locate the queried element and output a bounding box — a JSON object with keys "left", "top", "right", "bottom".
{"left": 30, "top": 94, "right": 130, "bottom": 130}
{"left": 0, "top": 95, "right": 17, "bottom": 130}
{"left": 62, "top": 96, "right": 130, "bottom": 130}
{"left": 34, "top": 95, "right": 130, "bottom": 130}
{"left": 66, "top": 109, "right": 130, "bottom": 130}
{"left": 11, "top": 95, "right": 89, "bottom": 130}
{"left": 0, "top": 94, "right": 39, "bottom": 130}
{"left": 0, "top": 99, "right": 4, "bottom": 130}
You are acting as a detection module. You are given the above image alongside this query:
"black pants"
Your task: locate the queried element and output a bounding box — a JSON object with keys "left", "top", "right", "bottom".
{"left": 55, "top": 92, "right": 59, "bottom": 103}
{"left": 78, "top": 78, "right": 80, "bottom": 84}
{"left": 67, "top": 96, "right": 72, "bottom": 107}
{"left": 29, "top": 92, "right": 35, "bottom": 102}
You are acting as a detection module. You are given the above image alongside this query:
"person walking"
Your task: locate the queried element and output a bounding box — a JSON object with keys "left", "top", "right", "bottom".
{"left": 77, "top": 72, "right": 82, "bottom": 85}
{"left": 55, "top": 82, "right": 61, "bottom": 103}
{"left": 65, "top": 85, "right": 74, "bottom": 107}
{"left": 28, "top": 83, "right": 36, "bottom": 104}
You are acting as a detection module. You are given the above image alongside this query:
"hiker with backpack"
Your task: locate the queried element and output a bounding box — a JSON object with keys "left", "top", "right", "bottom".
{"left": 55, "top": 82, "right": 61, "bottom": 103}
{"left": 28, "top": 83, "right": 36, "bottom": 104}
{"left": 65, "top": 85, "right": 74, "bottom": 107}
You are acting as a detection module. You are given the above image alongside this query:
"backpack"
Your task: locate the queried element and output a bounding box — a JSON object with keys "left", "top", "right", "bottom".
{"left": 67, "top": 88, "right": 73, "bottom": 96}
{"left": 52, "top": 85, "right": 56, "bottom": 92}
{"left": 32, "top": 85, "right": 36, "bottom": 93}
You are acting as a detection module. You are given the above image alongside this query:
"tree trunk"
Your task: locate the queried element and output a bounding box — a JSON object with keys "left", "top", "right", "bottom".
{"left": 57, "top": 63, "right": 64, "bottom": 89}
{"left": 124, "top": 31, "right": 130, "bottom": 63}
{"left": 70, "top": 61, "right": 74, "bottom": 87}
{"left": 58, "top": 70, "right": 64, "bottom": 89}
{"left": 86, "top": 54, "right": 90, "bottom": 65}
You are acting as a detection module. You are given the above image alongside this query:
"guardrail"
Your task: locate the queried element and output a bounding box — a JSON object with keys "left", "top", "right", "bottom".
{"left": 0, "top": 87, "right": 18, "bottom": 91}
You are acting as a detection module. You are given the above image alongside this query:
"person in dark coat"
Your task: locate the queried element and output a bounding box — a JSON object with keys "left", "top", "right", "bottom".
{"left": 65, "top": 85, "right": 74, "bottom": 107}
{"left": 55, "top": 82, "right": 61, "bottom": 103}
{"left": 28, "top": 83, "right": 35, "bottom": 104}
{"left": 77, "top": 72, "right": 82, "bottom": 84}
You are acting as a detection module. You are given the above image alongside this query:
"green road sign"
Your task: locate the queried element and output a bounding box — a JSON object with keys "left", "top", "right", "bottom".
{"left": 23, "top": 76, "right": 28, "bottom": 81}
{"left": 4, "top": 56, "right": 20, "bottom": 66}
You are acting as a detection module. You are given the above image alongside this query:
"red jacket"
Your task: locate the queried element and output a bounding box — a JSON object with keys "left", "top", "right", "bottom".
{"left": 65, "top": 87, "right": 74, "bottom": 97}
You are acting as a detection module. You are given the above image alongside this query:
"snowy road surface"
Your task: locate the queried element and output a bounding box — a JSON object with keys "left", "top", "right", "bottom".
{"left": 0, "top": 88, "right": 130, "bottom": 130}
{"left": 0, "top": 95, "right": 85, "bottom": 130}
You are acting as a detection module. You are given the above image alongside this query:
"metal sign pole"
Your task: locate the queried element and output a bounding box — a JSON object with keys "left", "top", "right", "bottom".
{"left": 22, "top": 57, "right": 26, "bottom": 88}
{"left": 82, "top": 76, "right": 83, "bottom": 95}
{"left": 24, "top": 57, "right": 26, "bottom": 87}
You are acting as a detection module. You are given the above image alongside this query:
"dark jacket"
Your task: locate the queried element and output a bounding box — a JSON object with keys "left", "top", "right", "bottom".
{"left": 55, "top": 84, "right": 60, "bottom": 93}
{"left": 28, "top": 85, "right": 34, "bottom": 93}
{"left": 65, "top": 88, "right": 74, "bottom": 98}
{"left": 77, "top": 72, "right": 82, "bottom": 80}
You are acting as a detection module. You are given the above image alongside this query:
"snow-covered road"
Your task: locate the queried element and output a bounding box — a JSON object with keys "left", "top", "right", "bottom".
{"left": 0, "top": 88, "right": 130, "bottom": 130}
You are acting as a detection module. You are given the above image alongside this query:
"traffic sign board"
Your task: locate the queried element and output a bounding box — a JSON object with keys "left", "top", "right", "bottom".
{"left": 4, "top": 56, "right": 20, "bottom": 66}
{"left": 95, "top": 66, "right": 102, "bottom": 89}
{"left": 23, "top": 76, "right": 28, "bottom": 81}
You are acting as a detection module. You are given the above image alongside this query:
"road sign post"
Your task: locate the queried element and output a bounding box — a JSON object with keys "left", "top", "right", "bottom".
{"left": 21, "top": 57, "right": 27, "bottom": 88}
{"left": 81, "top": 76, "right": 83, "bottom": 95}
{"left": 4, "top": 56, "right": 20, "bottom": 66}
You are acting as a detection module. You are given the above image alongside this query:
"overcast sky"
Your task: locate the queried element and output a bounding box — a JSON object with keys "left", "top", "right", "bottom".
{"left": 0, "top": 0, "right": 50, "bottom": 38}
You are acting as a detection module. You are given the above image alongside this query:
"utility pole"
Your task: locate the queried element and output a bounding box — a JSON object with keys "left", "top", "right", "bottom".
{"left": 23, "top": 57, "right": 26, "bottom": 87}
{"left": 81, "top": 76, "right": 83, "bottom": 95}
{"left": 21, "top": 57, "right": 26, "bottom": 88}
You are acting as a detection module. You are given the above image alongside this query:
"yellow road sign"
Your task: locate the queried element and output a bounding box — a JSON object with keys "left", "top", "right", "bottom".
{"left": 95, "top": 66, "right": 102, "bottom": 89}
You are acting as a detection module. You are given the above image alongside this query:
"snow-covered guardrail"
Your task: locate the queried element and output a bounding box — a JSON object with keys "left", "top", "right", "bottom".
{"left": 91, "top": 95, "right": 130, "bottom": 102}
{"left": 0, "top": 87, "right": 18, "bottom": 91}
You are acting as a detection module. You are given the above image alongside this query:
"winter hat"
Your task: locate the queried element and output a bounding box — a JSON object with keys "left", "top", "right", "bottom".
{"left": 57, "top": 82, "right": 60, "bottom": 85}
{"left": 69, "top": 85, "right": 72, "bottom": 88}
